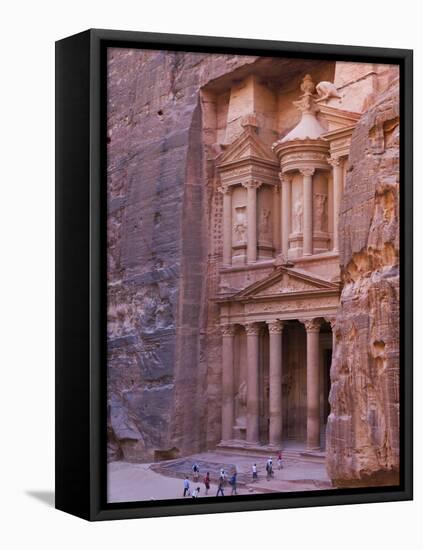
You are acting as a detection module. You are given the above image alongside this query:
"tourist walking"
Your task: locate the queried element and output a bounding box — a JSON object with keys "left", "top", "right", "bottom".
{"left": 192, "top": 463, "right": 200, "bottom": 482}
{"left": 230, "top": 472, "right": 238, "bottom": 495}
{"left": 277, "top": 451, "right": 283, "bottom": 470}
{"left": 203, "top": 472, "right": 211, "bottom": 496}
{"left": 183, "top": 477, "right": 190, "bottom": 497}
{"left": 216, "top": 479, "right": 225, "bottom": 497}
{"left": 219, "top": 468, "right": 227, "bottom": 485}
{"left": 266, "top": 457, "right": 273, "bottom": 480}
{"left": 252, "top": 463, "right": 258, "bottom": 482}
{"left": 192, "top": 486, "right": 201, "bottom": 498}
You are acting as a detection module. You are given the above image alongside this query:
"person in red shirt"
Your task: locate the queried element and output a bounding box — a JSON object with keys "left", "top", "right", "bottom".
{"left": 278, "top": 451, "right": 283, "bottom": 470}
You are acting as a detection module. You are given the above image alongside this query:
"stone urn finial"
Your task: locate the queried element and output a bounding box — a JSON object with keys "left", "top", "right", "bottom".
{"left": 300, "top": 74, "right": 316, "bottom": 96}
{"left": 293, "top": 75, "right": 318, "bottom": 115}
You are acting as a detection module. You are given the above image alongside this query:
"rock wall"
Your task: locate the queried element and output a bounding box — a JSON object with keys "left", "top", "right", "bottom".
{"left": 107, "top": 48, "right": 258, "bottom": 462}
{"left": 326, "top": 76, "right": 400, "bottom": 486}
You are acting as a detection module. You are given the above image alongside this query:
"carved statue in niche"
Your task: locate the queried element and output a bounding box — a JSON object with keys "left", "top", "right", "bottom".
{"left": 259, "top": 208, "right": 271, "bottom": 240}
{"left": 293, "top": 199, "right": 303, "bottom": 233}
{"left": 233, "top": 206, "right": 247, "bottom": 242}
{"left": 235, "top": 380, "right": 247, "bottom": 430}
{"left": 314, "top": 193, "right": 327, "bottom": 232}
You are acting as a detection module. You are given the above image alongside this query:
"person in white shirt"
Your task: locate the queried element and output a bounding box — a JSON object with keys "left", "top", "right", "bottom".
{"left": 220, "top": 468, "right": 226, "bottom": 484}
{"left": 183, "top": 477, "right": 190, "bottom": 497}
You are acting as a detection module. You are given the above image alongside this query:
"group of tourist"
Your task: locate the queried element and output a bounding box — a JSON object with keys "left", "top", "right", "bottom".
{"left": 252, "top": 451, "right": 284, "bottom": 483}
{"left": 182, "top": 452, "right": 284, "bottom": 498}
{"left": 182, "top": 464, "right": 238, "bottom": 498}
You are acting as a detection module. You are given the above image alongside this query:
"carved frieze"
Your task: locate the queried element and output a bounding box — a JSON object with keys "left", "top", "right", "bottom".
{"left": 243, "top": 294, "right": 340, "bottom": 315}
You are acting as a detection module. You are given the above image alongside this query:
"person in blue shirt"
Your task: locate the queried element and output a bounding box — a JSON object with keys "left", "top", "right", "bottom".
{"left": 230, "top": 472, "right": 238, "bottom": 495}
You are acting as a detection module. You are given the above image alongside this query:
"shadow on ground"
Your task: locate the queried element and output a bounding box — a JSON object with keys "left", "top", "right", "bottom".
{"left": 26, "top": 490, "right": 55, "bottom": 508}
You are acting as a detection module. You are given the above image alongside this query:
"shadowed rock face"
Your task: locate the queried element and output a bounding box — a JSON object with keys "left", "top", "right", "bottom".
{"left": 326, "top": 78, "right": 400, "bottom": 487}
{"left": 107, "top": 48, "right": 259, "bottom": 462}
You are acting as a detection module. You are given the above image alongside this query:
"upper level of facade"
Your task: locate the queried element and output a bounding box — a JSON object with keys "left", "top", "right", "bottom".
{"left": 200, "top": 60, "right": 397, "bottom": 295}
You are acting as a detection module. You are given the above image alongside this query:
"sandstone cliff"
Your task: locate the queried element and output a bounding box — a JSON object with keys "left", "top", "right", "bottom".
{"left": 326, "top": 78, "right": 400, "bottom": 486}
{"left": 107, "top": 49, "right": 258, "bottom": 462}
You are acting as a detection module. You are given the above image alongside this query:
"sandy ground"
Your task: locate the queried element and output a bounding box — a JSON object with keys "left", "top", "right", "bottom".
{"left": 108, "top": 451, "right": 331, "bottom": 503}
{"left": 107, "top": 461, "right": 253, "bottom": 503}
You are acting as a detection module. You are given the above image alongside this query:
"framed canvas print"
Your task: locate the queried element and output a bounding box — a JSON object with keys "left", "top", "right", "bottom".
{"left": 55, "top": 29, "right": 413, "bottom": 521}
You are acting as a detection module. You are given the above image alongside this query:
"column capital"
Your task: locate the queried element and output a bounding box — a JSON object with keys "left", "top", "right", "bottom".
{"left": 218, "top": 184, "right": 231, "bottom": 195}
{"left": 299, "top": 167, "right": 315, "bottom": 177}
{"left": 327, "top": 156, "right": 341, "bottom": 167}
{"left": 278, "top": 172, "right": 292, "bottom": 185}
{"left": 244, "top": 322, "right": 261, "bottom": 336}
{"left": 267, "top": 319, "right": 285, "bottom": 334}
{"left": 325, "top": 316, "right": 337, "bottom": 329}
{"left": 302, "top": 318, "right": 322, "bottom": 333}
{"left": 242, "top": 179, "right": 262, "bottom": 190}
{"left": 221, "top": 324, "right": 237, "bottom": 336}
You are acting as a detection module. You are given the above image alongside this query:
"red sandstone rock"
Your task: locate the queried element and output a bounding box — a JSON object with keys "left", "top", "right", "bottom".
{"left": 326, "top": 78, "right": 400, "bottom": 487}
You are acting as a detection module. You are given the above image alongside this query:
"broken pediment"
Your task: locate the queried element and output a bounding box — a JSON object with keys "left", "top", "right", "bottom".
{"left": 232, "top": 266, "right": 339, "bottom": 301}
{"left": 217, "top": 126, "right": 278, "bottom": 168}
{"left": 318, "top": 104, "right": 361, "bottom": 132}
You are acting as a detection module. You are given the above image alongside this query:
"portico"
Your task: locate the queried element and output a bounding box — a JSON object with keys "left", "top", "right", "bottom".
{"left": 218, "top": 266, "right": 339, "bottom": 451}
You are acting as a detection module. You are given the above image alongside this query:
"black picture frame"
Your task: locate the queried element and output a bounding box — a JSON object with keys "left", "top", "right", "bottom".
{"left": 55, "top": 28, "right": 413, "bottom": 521}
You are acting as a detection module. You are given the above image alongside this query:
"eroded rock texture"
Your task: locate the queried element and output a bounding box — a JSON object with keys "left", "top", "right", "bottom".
{"left": 327, "top": 78, "right": 400, "bottom": 486}
{"left": 107, "top": 49, "right": 258, "bottom": 462}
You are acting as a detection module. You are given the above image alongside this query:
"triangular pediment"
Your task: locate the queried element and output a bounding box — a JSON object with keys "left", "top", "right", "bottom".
{"left": 218, "top": 127, "right": 278, "bottom": 168}
{"left": 233, "top": 266, "right": 339, "bottom": 300}
{"left": 317, "top": 104, "right": 361, "bottom": 131}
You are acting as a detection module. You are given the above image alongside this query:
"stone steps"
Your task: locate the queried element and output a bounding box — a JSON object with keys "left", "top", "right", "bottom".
{"left": 214, "top": 443, "right": 326, "bottom": 464}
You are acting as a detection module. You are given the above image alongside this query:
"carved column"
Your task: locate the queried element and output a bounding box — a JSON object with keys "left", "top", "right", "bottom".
{"left": 303, "top": 318, "right": 321, "bottom": 450}
{"left": 267, "top": 320, "right": 285, "bottom": 447}
{"left": 300, "top": 168, "right": 315, "bottom": 256}
{"left": 273, "top": 185, "right": 281, "bottom": 255}
{"left": 221, "top": 324, "right": 236, "bottom": 442}
{"left": 243, "top": 180, "right": 261, "bottom": 264}
{"left": 220, "top": 185, "right": 232, "bottom": 265}
{"left": 328, "top": 157, "right": 343, "bottom": 253}
{"left": 245, "top": 322, "right": 261, "bottom": 443}
{"left": 280, "top": 173, "right": 291, "bottom": 259}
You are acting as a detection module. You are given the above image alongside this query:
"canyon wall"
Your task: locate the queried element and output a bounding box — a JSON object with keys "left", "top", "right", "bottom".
{"left": 326, "top": 76, "right": 400, "bottom": 486}
{"left": 107, "top": 48, "right": 259, "bottom": 462}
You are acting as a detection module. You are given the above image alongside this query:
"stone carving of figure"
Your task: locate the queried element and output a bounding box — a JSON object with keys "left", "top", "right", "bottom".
{"left": 315, "top": 81, "right": 342, "bottom": 102}
{"left": 233, "top": 207, "right": 247, "bottom": 242}
{"left": 237, "top": 380, "right": 247, "bottom": 408}
{"left": 293, "top": 199, "right": 303, "bottom": 233}
{"left": 314, "top": 193, "right": 327, "bottom": 232}
{"left": 259, "top": 208, "right": 271, "bottom": 239}
{"left": 235, "top": 380, "right": 247, "bottom": 429}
